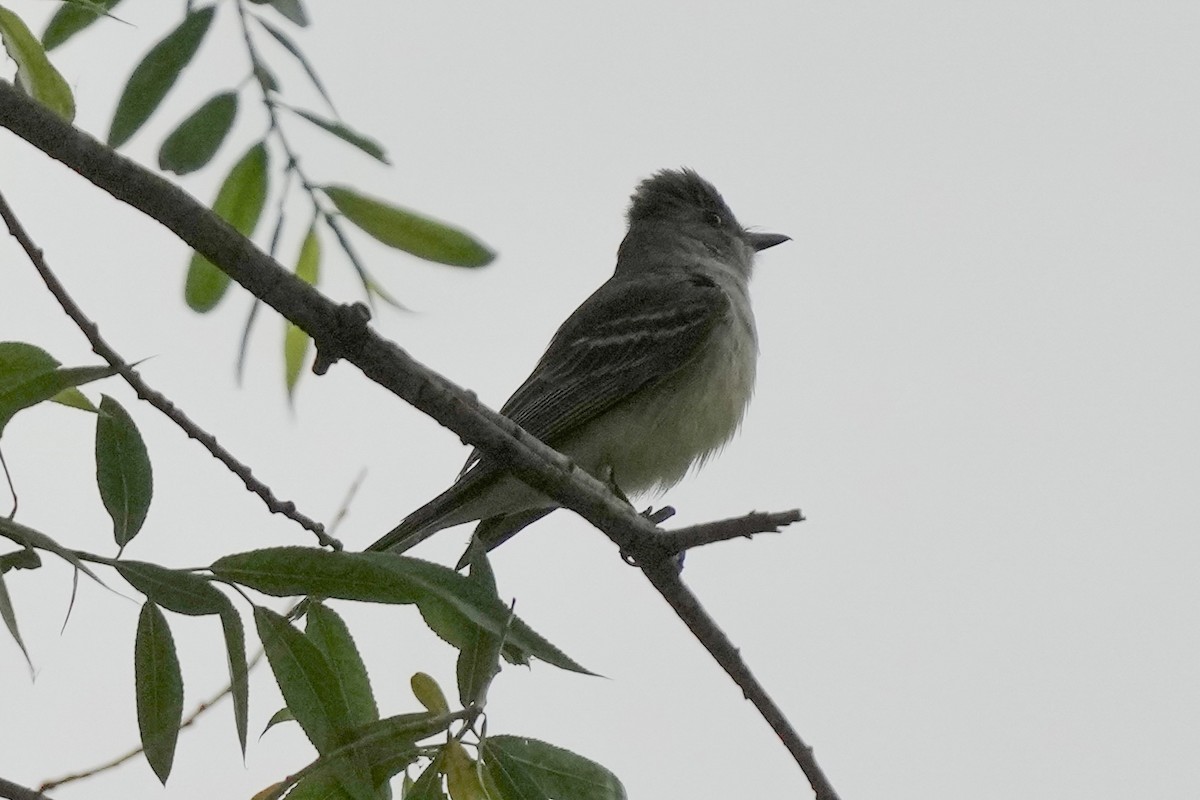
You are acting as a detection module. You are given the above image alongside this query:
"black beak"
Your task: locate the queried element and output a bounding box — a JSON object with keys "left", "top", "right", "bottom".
{"left": 744, "top": 231, "right": 791, "bottom": 252}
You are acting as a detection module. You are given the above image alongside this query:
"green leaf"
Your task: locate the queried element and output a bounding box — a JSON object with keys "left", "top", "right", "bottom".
{"left": 443, "top": 739, "right": 485, "bottom": 800}
{"left": 214, "top": 547, "right": 420, "bottom": 604}
{"left": 348, "top": 712, "right": 446, "bottom": 781}
{"left": 212, "top": 548, "right": 591, "bottom": 675}
{"left": 285, "top": 226, "right": 320, "bottom": 396}
{"left": 0, "top": 5, "right": 75, "bottom": 121}
{"left": 135, "top": 602, "right": 184, "bottom": 784}
{"left": 256, "top": 17, "right": 333, "bottom": 112}
{"left": 305, "top": 601, "right": 378, "bottom": 727}
{"left": 0, "top": 342, "right": 115, "bottom": 437}
{"left": 220, "top": 606, "right": 250, "bottom": 754}
{"left": 261, "top": 706, "right": 294, "bottom": 736}
{"left": 292, "top": 108, "right": 388, "bottom": 164}
{"left": 42, "top": 0, "right": 125, "bottom": 51}
{"left": 405, "top": 753, "right": 448, "bottom": 800}
{"left": 0, "top": 517, "right": 105, "bottom": 585}
{"left": 51, "top": 386, "right": 97, "bottom": 412}
{"left": 185, "top": 141, "right": 269, "bottom": 311}
{"left": 107, "top": 5, "right": 216, "bottom": 147}
{"left": 95, "top": 395, "right": 153, "bottom": 547}
{"left": 253, "top": 605, "right": 352, "bottom": 754}
{"left": 282, "top": 776, "right": 355, "bottom": 800}
{"left": 252, "top": 0, "right": 308, "bottom": 27}
{"left": 0, "top": 548, "right": 41, "bottom": 573}
{"left": 158, "top": 91, "right": 239, "bottom": 175}
{"left": 115, "top": 561, "right": 226, "bottom": 615}
{"left": 324, "top": 186, "right": 495, "bottom": 268}
{"left": 480, "top": 736, "right": 626, "bottom": 800}
{"left": 0, "top": 570, "right": 33, "bottom": 672}
{"left": 301, "top": 712, "right": 447, "bottom": 789}
{"left": 456, "top": 549, "right": 502, "bottom": 707}
{"left": 253, "top": 60, "right": 279, "bottom": 93}
{"left": 255, "top": 607, "right": 376, "bottom": 800}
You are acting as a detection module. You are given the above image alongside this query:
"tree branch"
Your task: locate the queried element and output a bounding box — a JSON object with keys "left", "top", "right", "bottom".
{"left": 0, "top": 80, "right": 838, "bottom": 799}
{"left": 36, "top": 648, "right": 268, "bottom": 792}
{"left": 0, "top": 189, "right": 340, "bottom": 550}
{"left": 0, "top": 778, "right": 55, "bottom": 800}
{"left": 660, "top": 509, "right": 805, "bottom": 556}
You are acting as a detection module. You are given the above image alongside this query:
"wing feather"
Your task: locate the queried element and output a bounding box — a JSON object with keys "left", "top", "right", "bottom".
{"left": 462, "top": 270, "right": 728, "bottom": 473}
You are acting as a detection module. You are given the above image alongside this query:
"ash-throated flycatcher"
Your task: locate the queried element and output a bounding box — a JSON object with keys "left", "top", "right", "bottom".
{"left": 368, "top": 168, "right": 789, "bottom": 557}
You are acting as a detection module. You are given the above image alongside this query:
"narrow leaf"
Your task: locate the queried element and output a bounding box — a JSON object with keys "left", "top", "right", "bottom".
{"left": 107, "top": 5, "right": 216, "bottom": 147}
{"left": 405, "top": 753, "right": 448, "bottom": 800}
{"left": 453, "top": 614, "right": 501, "bottom": 705}
{"left": 42, "top": 0, "right": 125, "bottom": 50}
{"left": 281, "top": 776, "right": 355, "bottom": 800}
{"left": 158, "top": 91, "right": 238, "bottom": 175}
{"left": 305, "top": 601, "right": 378, "bottom": 727}
{"left": 115, "top": 561, "right": 225, "bottom": 615}
{"left": 135, "top": 602, "right": 184, "bottom": 784}
{"left": 284, "top": 226, "right": 320, "bottom": 395}
{"left": 212, "top": 548, "right": 591, "bottom": 674}
{"left": 292, "top": 108, "right": 388, "bottom": 164}
{"left": 0, "top": 516, "right": 105, "bottom": 585}
{"left": 480, "top": 736, "right": 626, "bottom": 800}
{"left": 213, "top": 547, "right": 420, "bottom": 604}
{"left": 456, "top": 550, "right": 502, "bottom": 707}
{"left": 265, "top": 0, "right": 308, "bottom": 27}
{"left": 51, "top": 386, "right": 97, "bottom": 412}
{"left": 221, "top": 606, "right": 250, "bottom": 754}
{"left": 261, "top": 706, "right": 294, "bottom": 736}
{"left": 253, "top": 60, "right": 279, "bottom": 93}
{"left": 324, "top": 186, "right": 495, "bottom": 268}
{"left": 0, "top": 5, "right": 75, "bottom": 120}
{"left": 339, "top": 712, "right": 448, "bottom": 782}
{"left": 95, "top": 395, "right": 153, "bottom": 547}
{"left": 185, "top": 141, "right": 269, "bottom": 311}
{"left": 0, "top": 342, "right": 116, "bottom": 436}
{"left": 256, "top": 17, "right": 333, "bottom": 112}
{"left": 0, "top": 570, "right": 33, "bottom": 672}
{"left": 253, "top": 605, "right": 351, "bottom": 754}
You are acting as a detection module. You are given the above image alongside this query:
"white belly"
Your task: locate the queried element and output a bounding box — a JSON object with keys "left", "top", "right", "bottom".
{"left": 561, "top": 300, "right": 758, "bottom": 495}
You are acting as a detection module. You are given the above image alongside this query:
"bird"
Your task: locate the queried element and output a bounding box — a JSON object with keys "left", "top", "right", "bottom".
{"left": 367, "top": 168, "right": 789, "bottom": 561}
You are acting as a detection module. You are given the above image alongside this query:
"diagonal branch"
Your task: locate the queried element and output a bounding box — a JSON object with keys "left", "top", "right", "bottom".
{"left": 0, "top": 778, "right": 55, "bottom": 800}
{"left": 639, "top": 558, "right": 839, "bottom": 800}
{"left": 0, "top": 190, "right": 340, "bottom": 550}
{"left": 0, "top": 80, "right": 838, "bottom": 799}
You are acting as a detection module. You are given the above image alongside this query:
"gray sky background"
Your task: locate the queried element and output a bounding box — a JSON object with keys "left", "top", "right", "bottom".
{"left": 2, "top": 2, "right": 1198, "bottom": 799}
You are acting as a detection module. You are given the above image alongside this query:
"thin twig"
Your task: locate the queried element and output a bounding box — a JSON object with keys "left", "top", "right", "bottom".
{"left": 660, "top": 509, "right": 804, "bottom": 555}
{"left": 638, "top": 557, "right": 839, "bottom": 800}
{"left": 0, "top": 189, "right": 341, "bottom": 550}
{"left": 0, "top": 447, "right": 16, "bottom": 518}
{"left": 39, "top": 648, "right": 268, "bottom": 791}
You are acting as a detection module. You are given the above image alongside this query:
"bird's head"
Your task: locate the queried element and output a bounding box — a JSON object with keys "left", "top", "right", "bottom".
{"left": 622, "top": 168, "right": 789, "bottom": 271}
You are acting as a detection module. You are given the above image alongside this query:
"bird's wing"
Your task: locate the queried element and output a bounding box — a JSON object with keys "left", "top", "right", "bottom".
{"left": 462, "top": 269, "right": 730, "bottom": 472}
{"left": 367, "top": 270, "right": 727, "bottom": 556}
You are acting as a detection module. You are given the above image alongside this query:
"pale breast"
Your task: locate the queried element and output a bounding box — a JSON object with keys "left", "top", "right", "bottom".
{"left": 561, "top": 282, "right": 758, "bottom": 496}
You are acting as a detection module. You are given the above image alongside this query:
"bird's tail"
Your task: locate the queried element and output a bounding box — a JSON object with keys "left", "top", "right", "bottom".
{"left": 365, "top": 478, "right": 478, "bottom": 554}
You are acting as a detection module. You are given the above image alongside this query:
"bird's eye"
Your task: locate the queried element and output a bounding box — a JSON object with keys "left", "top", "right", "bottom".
{"left": 705, "top": 211, "right": 723, "bottom": 228}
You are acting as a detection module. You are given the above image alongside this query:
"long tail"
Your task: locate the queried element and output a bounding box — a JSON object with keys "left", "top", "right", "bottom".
{"left": 365, "top": 475, "right": 481, "bottom": 553}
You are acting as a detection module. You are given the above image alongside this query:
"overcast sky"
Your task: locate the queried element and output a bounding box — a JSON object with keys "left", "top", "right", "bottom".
{"left": 2, "top": 2, "right": 1198, "bottom": 799}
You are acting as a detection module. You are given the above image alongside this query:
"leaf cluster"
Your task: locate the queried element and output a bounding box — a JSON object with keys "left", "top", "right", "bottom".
{"left": 9, "top": 0, "right": 495, "bottom": 398}
{"left": 0, "top": 340, "right": 624, "bottom": 797}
